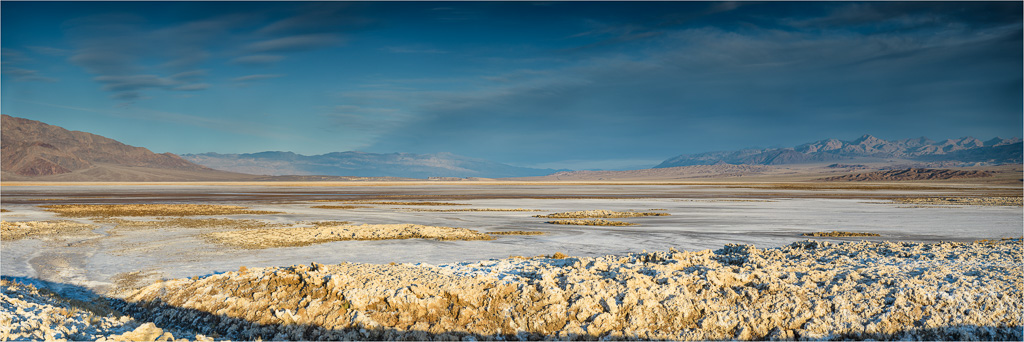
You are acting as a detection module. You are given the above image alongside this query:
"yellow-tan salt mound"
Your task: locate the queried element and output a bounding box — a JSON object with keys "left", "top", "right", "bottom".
{"left": 100, "top": 217, "right": 285, "bottom": 231}
{"left": 204, "top": 223, "right": 494, "bottom": 249}
{"left": 546, "top": 219, "right": 637, "bottom": 226}
{"left": 1, "top": 220, "right": 97, "bottom": 241}
{"left": 534, "top": 209, "right": 670, "bottom": 219}
{"left": 41, "top": 204, "right": 281, "bottom": 217}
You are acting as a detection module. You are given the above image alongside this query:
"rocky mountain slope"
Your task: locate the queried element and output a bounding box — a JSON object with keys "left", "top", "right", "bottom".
{"left": 1, "top": 115, "right": 252, "bottom": 181}
{"left": 515, "top": 164, "right": 773, "bottom": 181}
{"left": 657, "top": 135, "right": 1022, "bottom": 168}
{"left": 182, "top": 151, "right": 565, "bottom": 179}
{"left": 818, "top": 168, "right": 993, "bottom": 182}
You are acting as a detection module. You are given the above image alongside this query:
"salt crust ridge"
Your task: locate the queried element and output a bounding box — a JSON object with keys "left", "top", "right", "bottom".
{"left": 3, "top": 240, "right": 1021, "bottom": 340}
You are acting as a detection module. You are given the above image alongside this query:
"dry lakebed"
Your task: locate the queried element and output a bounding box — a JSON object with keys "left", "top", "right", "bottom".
{"left": 0, "top": 183, "right": 1021, "bottom": 340}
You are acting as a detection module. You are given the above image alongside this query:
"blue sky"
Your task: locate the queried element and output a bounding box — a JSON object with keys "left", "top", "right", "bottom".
{"left": 2, "top": 2, "right": 1021, "bottom": 170}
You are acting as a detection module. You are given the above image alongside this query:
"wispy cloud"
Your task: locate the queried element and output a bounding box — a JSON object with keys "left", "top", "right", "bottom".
{"left": 0, "top": 66, "right": 59, "bottom": 82}
{"left": 93, "top": 74, "right": 210, "bottom": 99}
{"left": 257, "top": 2, "right": 373, "bottom": 36}
{"left": 361, "top": 18, "right": 1022, "bottom": 163}
{"left": 14, "top": 98, "right": 300, "bottom": 142}
{"left": 172, "top": 83, "right": 210, "bottom": 91}
{"left": 170, "top": 70, "right": 207, "bottom": 82}
{"left": 27, "top": 46, "right": 71, "bottom": 56}
{"left": 232, "top": 74, "right": 284, "bottom": 82}
{"left": 60, "top": 12, "right": 258, "bottom": 100}
{"left": 229, "top": 54, "right": 285, "bottom": 66}
{"left": 244, "top": 34, "right": 344, "bottom": 53}
{"left": 1, "top": 48, "right": 59, "bottom": 82}
{"left": 383, "top": 45, "right": 447, "bottom": 54}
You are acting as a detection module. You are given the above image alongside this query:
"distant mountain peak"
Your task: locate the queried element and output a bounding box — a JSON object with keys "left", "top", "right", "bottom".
{"left": 656, "top": 134, "right": 1022, "bottom": 168}
{"left": 852, "top": 134, "right": 884, "bottom": 146}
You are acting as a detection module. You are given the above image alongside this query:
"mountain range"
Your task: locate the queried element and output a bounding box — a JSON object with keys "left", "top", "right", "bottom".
{"left": 1, "top": 114, "right": 1021, "bottom": 181}
{"left": 656, "top": 134, "right": 1022, "bottom": 168}
{"left": 0, "top": 114, "right": 250, "bottom": 181}
{"left": 181, "top": 151, "right": 565, "bottom": 179}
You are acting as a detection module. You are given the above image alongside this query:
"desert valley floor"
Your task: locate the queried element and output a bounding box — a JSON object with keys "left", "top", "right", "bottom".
{"left": 1, "top": 182, "right": 1022, "bottom": 340}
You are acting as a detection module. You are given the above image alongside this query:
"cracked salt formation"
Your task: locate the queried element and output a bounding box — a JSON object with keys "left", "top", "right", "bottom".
{"left": 203, "top": 223, "right": 495, "bottom": 249}
{"left": 888, "top": 197, "right": 1022, "bottom": 207}
{"left": 0, "top": 221, "right": 97, "bottom": 241}
{"left": 115, "top": 239, "right": 1021, "bottom": 340}
{"left": 40, "top": 204, "right": 280, "bottom": 218}
{"left": 534, "top": 209, "right": 670, "bottom": 218}
{"left": 801, "top": 231, "right": 881, "bottom": 237}
{"left": 545, "top": 219, "right": 638, "bottom": 226}
{"left": 0, "top": 279, "right": 213, "bottom": 341}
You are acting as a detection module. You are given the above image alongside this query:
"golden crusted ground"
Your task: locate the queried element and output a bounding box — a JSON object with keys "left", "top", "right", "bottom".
{"left": 535, "top": 209, "right": 670, "bottom": 219}
{"left": 40, "top": 204, "right": 281, "bottom": 217}
{"left": 487, "top": 230, "right": 546, "bottom": 235}
{"left": 98, "top": 217, "right": 286, "bottom": 231}
{"left": 204, "top": 223, "right": 494, "bottom": 249}
{"left": 310, "top": 205, "right": 371, "bottom": 209}
{"left": 802, "top": 231, "right": 881, "bottom": 237}
{"left": 888, "top": 196, "right": 1022, "bottom": 206}
{"left": 545, "top": 219, "right": 638, "bottom": 226}
{"left": 1, "top": 220, "right": 97, "bottom": 241}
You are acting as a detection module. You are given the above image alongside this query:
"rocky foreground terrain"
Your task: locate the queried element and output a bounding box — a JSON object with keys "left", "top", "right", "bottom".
{"left": 3, "top": 239, "right": 1021, "bottom": 341}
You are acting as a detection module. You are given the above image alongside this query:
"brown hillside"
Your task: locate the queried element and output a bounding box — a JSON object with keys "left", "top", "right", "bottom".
{"left": 516, "top": 164, "right": 772, "bottom": 181}
{"left": 1, "top": 115, "right": 254, "bottom": 181}
{"left": 818, "top": 168, "right": 992, "bottom": 182}
{"left": 1, "top": 114, "right": 209, "bottom": 176}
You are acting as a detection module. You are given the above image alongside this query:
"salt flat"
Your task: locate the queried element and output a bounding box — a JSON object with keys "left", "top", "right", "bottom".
{"left": 1, "top": 184, "right": 1020, "bottom": 295}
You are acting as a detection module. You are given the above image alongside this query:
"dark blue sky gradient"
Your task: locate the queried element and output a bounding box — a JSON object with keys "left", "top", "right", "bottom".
{"left": 2, "top": 2, "right": 1021, "bottom": 170}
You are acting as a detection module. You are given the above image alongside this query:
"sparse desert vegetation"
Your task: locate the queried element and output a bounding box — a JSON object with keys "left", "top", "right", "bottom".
{"left": 40, "top": 204, "right": 280, "bottom": 218}
{"left": 204, "top": 223, "right": 494, "bottom": 249}
{"left": 534, "top": 209, "right": 670, "bottom": 218}
{"left": 1, "top": 220, "right": 97, "bottom": 241}
{"left": 802, "top": 231, "right": 881, "bottom": 237}
{"left": 546, "top": 219, "right": 638, "bottom": 226}
{"left": 888, "top": 196, "right": 1023, "bottom": 207}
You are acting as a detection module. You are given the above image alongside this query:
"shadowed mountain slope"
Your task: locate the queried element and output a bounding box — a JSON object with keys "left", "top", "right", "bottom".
{"left": 1, "top": 115, "right": 253, "bottom": 181}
